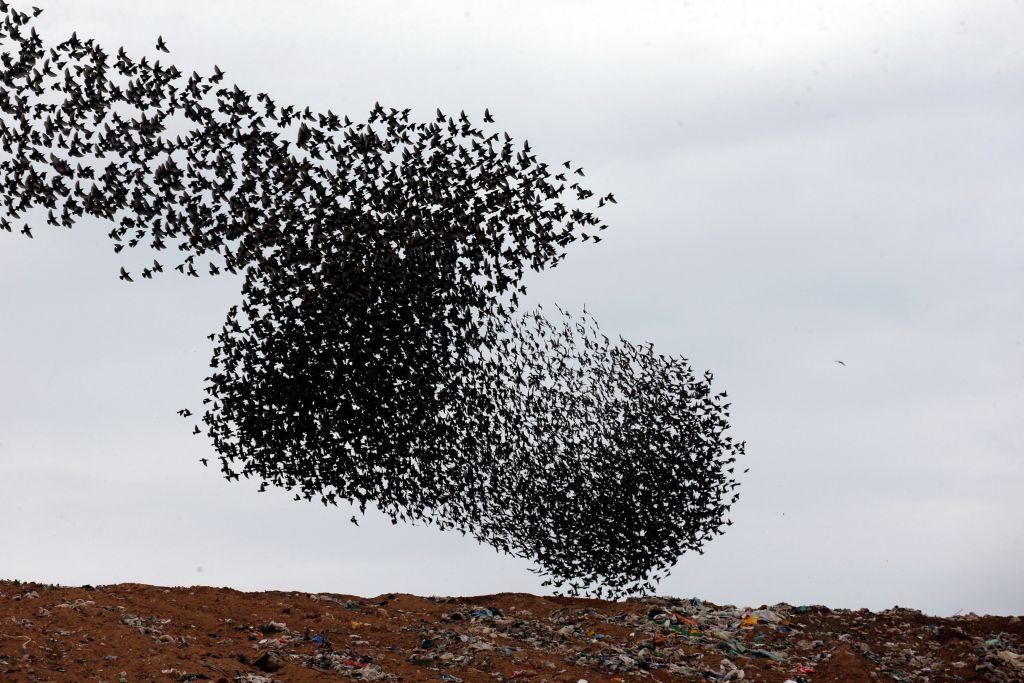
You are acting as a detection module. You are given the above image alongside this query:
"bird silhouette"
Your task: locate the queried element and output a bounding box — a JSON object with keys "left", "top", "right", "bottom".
{"left": 0, "top": 1, "right": 745, "bottom": 600}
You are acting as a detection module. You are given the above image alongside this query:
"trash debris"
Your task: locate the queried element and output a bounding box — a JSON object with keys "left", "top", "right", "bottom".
{"left": 0, "top": 581, "right": 1019, "bottom": 681}
{"left": 234, "top": 675, "right": 273, "bottom": 683}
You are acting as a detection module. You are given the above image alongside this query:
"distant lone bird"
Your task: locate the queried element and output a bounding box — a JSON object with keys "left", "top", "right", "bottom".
{"left": 834, "top": 359, "right": 846, "bottom": 366}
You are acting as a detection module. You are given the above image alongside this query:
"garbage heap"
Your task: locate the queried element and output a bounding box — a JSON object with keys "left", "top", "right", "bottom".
{"left": 1, "top": 581, "right": 1021, "bottom": 682}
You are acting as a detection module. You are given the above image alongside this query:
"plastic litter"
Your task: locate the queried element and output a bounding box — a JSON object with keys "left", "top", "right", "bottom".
{"left": 0, "top": 582, "right": 1020, "bottom": 681}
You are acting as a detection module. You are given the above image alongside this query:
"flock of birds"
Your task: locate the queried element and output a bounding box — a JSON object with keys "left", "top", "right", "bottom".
{"left": 0, "top": 3, "right": 744, "bottom": 598}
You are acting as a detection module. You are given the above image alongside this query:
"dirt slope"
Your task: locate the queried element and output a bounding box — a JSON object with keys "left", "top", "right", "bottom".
{"left": 1, "top": 580, "right": 1021, "bottom": 682}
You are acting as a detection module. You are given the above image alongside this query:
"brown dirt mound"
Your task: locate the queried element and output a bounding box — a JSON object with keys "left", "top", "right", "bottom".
{"left": 1, "top": 581, "right": 1021, "bottom": 682}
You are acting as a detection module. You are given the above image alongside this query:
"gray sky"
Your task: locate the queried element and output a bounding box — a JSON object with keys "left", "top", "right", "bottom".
{"left": 1, "top": 0, "right": 1022, "bottom": 615}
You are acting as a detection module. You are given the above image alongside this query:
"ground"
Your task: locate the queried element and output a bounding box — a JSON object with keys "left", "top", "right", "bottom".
{"left": 1, "top": 581, "right": 1021, "bottom": 682}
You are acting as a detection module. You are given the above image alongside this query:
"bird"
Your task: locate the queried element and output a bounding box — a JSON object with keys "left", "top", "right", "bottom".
{"left": 834, "top": 359, "right": 846, "bottom": 366}
{"left": 0, "top": 0, "right": 745, "bottom": 601}
{"left": 20, "top": 224, "right": 32, "bottom": 238}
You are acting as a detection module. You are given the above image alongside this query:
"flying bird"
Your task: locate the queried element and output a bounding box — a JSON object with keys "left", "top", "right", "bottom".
{"left": 0, "top": 2, "right": 744, "bottom": 601}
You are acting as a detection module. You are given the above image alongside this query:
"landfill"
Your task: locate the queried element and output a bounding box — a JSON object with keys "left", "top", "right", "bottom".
{"left": 1, "top": 580, "right": 1021, "bottom": 681}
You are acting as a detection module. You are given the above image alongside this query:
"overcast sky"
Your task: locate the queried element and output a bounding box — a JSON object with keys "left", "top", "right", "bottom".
{"left": 1, "top": 0, "right": 1022, "bottom": 616}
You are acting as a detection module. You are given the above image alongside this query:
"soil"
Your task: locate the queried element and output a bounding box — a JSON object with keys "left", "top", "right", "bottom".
{"left": 1, "top": 581, "right": 1021, "bottom": 682}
